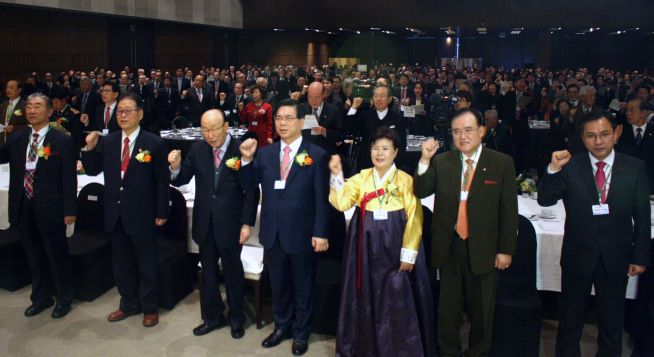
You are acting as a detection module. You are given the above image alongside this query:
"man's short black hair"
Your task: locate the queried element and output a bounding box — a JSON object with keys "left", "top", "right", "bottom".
{"left": 451, "top": 108, "right": 483, "bottom": 127}
{"left": 579, "top": 111, "right": 616, "bottom": 132}
{"left": 455, "top": 90, "right": 473, "bottom": 103}
{"left": 275, "top": 98, "right": 300, "bottom": 118}
{"left": 49, "top": 85, "right": 68, "bottom": 100}
{"left": 118, "top": 92, "right": 144, "bottom": 110}
{"left": 103, "top": 82, "right": 120, "bottom": 93}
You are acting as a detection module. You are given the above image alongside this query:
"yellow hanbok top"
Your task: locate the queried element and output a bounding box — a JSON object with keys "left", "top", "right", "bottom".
{"left": 329, "top": 165, "right": 423, "bottom": 259}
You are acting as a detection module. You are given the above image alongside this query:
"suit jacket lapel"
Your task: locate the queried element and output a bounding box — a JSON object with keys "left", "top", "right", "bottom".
{"left": 448, "top": 151, "right": 462, "bottom": 202}
{"left": 579, "top": 154, "right": 600, "bottom": 203}
{"left": 467, "top": 148, "right": 489, "bottom": 199}
{"left": 35, "top": 129, "right": 54, "bottom": 174}
{"left": 283, "top": 138, "right": 309, "bottom": 188}
{"left": 606, "top": 153, "right": 625, "bottom": 205}
{"left": 214, "top": 136, "right": 237, "bottom": 193}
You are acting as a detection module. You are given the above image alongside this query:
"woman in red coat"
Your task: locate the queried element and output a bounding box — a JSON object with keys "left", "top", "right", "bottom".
{"left": 240, "top": 85, "right": 273, "bottom": 147}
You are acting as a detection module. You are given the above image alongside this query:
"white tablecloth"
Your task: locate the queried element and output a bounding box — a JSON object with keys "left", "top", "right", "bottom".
{"left": 1, "top": 163, "right": 650, "bottom": 296}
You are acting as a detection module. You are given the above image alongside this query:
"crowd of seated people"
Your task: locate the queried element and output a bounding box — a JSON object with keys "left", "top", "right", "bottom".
{"left": 4, "top": 63, "right": 653, "bottom": 178}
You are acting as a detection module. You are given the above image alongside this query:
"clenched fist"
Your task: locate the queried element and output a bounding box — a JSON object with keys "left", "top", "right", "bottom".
{"left": 239, "top": 138, "right": 258, "bottom": 161}
{"left": 85, "top": 131, "right": 100, "bottom": 151}
{"left": 352, "top": 97, "right": 363, "bottom": 110}
{"left": 168, "top": 150, "right": 182, "bottom": 170}
{"left": 550, "top": 150, "right": 571, "bottom": 171}
{"left": 329, "top": 154, "right": 342, "bottom": 176}
{"left": 419, "top": 138, "right": 440, "bottom": 165}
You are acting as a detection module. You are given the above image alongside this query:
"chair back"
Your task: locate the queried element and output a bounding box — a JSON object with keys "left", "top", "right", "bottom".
{"left": 500, "top": 215, "right": 537, "bottom": 286}
{"left": 161, "top": 186, "right": 188, "bottom": 243}
{"left": 76, "top": 183, "right": 105, "bottom": 232}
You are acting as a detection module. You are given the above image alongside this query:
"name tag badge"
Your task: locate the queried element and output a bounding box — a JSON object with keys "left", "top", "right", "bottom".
{"left": 460, "top": 191, "right": 469, "bottom": 201}
{"left": 251, "top": 121, "right": 258, "bottom": 126}
{"left": 373, "top": 209, "right": 388, "bottom": 220}
{"left": 592, "top": 204, "right": 610, "bottom": 216}
{"left": 102, "top": 128, "right": 109, "bottom": 135}
{"left": 25, "top": 161, "right": 37, "bottom": 170}
{"left": 274, "top": 180, "right": 286, "bottom": 190}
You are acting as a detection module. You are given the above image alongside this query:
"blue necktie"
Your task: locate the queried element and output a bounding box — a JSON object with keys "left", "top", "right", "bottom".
{"left": 636, "top": 128, "right": 643, "bottom": 146}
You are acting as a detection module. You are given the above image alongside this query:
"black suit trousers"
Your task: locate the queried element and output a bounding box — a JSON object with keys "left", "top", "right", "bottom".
{"left": 110, "top": 218, "right": 159, "bottom": 314}
{"left": 438, "top": 237, "right": 498, "bottom": 357}
{"left": 266, "top": 238, "right": 317, "bottom": 341}
{"left": 19, "top": 194, "right": 73, "bottom": 305}
{"left": 556, "top": 259, "right": 628, "bottom": 357}
{"left": 198, "top": 220, "right": 245, "bottom": 326}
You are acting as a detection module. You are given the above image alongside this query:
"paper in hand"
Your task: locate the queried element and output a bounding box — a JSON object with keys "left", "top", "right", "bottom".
{"left": 302, "top": 115, "right": 319, "bottom": 130}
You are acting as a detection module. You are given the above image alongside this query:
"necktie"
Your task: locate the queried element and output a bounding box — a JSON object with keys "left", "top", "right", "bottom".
{"left": 636, "top": 128, "right": 643, "bottom": 146}
{"left": 213, "top": 148, "right": 222, "bottom": 168}
{"left": 595, "top": 161, "right": 607, "bottom": 204}
{"left": 24, "top": 133, "right": 39, "bottom": 199}
{"left": 280, "top": 146, "right": 292, "bottom": 180}
{"left": 401, "top": 87, "right": 406, "bottom": 99}
{"left": 82, "top": 92, "right": 88, "bottom": 111}
{"left": 456, "top": 159, "right": 475, "bottom": 239}
{"left": 121, "top": 137, "right": 130, "bottom": 175}
{"left": 104, "top": 106, "right": 111, "bottom": 128}
{"left": 6, "top": 101, "right": 15, "bottom": 124}
{"left": 313, "top": 107, "right": 319, "bottom": 118}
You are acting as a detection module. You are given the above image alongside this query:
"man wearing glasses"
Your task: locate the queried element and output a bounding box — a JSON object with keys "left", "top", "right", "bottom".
{"left": 79, "top": 82, "right": 120, "bottom": 135}
{"left": 539, "top": 112, "right": 650, "bottom": 356}
{"left": 414, "top": 108, "right": 518, "bottom": 357}
{"left": 239, "top": 99, "right": 329, "bottom": 356}
{"left": 81, "top": 92, "right": 170, "bottom": 328}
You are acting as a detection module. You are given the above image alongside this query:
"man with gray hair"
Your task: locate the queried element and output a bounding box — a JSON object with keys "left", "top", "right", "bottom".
{"left": 0, "top": 92, "right": 77, "bottom": 318}
{"left": 569, "top": 85, "right": 603, "bottom": 154}
{"left": 483, "top": 109, "right": 514, "bottom": 157}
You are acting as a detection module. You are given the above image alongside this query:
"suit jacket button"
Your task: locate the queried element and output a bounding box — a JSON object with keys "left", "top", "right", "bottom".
{"left": 212, "top": 195, "right": 216, "bottom": 199}
{"left": 120, "top": 187, "right": 123, "bottom": 191}
{"left": 117, "top": 201, "right": 120, "bottom": 204}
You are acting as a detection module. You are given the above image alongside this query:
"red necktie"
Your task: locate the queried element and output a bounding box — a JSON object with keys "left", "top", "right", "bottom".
{"left": 104, "top": 106, "right": 111, "bottom": 128}
{"left": 595, "top": 161, "right": 607, "bottom": 203}
{"left": 121, "top": 137, "right": 130, "bottom": 175}
{"left": 24, "top": 133, "right": 39, "bottom": 199}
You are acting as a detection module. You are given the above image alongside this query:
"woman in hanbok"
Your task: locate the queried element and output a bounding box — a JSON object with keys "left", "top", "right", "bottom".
{"left": 329, "top": 126, "right": 436, "bottom": 357}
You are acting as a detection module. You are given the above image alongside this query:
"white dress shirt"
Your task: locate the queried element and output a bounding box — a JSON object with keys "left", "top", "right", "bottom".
{"left": 121, "top": 127, "right": 140, "bottom": 158}
{"left": 25, "top": 125, "right": 50, "bottom": 164}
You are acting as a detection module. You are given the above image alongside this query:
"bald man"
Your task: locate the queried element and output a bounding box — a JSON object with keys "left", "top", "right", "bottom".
{"left": 298, "top": 82, "right": 344, "bottom": 155}
{"left": 168, "top": 109, "right": 259, "bottom": 337}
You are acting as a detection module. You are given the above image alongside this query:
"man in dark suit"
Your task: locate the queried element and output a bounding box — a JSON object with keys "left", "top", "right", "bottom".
{"left": 0, "top": 92, "right": 76, "bottom": 318}
{"left": 568, "top": 86, "right": 604, "bottom": 155}
{"left": 49, "top": 86, "right": 84, "bottom": 153}
{"left": 538, "top": 112, "right": 651, "bottom": 357}
{"left": 168, "top": 109, "right": 259, "bottom": 338}
{"left": 392, "top": 73, "right": 415, "bottom": 107}
{"left": 72, "top": 77, "right": 100, "bottom": 120}
{"left": 81, "top": 92, "right": 170, "bottom": 328}
{"left": 298, "top": 82, "right": 344, "bottom": 155}
{"left": 483, "top": 109, "right": 514, "bottom": 158}
{"left": 616, "top": 98, "right": 654, "bottom": 193}
{"left": 347, "top": 85, "right": 407, "bottom": 172}
{"left": 239, "top": 99, "right": 330, "bottom": 356}
{"left": 155, "top": 77, "right": 181, "bottom": 130}
{"left": 414, "top": 108, "right": 518, "bottom": 357}
{"left": 79, "top": 82, "right": 119, "bottom": 135}
{"left": 182, "top": 75, "right": 216, "bottom": 127}
{"left": 0, "top": 80, "right": 28, "bottom": 145}
{"left": 174, "top": 68, "right": 191, "bottom": 93}
{"left": 219, "top": 82, "right": 248, "bottom": 127}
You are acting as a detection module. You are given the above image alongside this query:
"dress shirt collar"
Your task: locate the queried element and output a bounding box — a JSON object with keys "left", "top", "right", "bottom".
{"left": 589, "top": 149, "right": 615, "bottom": 169}
{"left": 30, "top": 125, "right": 50, "bottom": 140}
{"left": 632, "top": 122, "right": 647, "bottom": 137}
{"left": 9, "top": 97, "right": 20, "bottom": 107}
{"left": 121, "top": 126, "right": 140, "bottom": 144}
{"left": 461, "top": 144, "right": 482, "bottom": 166}
{"left": 106, "top": 101, "right": 117, "bottom": 112}
{"left": 376, "top": 108, "right": 388, "bottom": 120}
{"left": 311, "top": 102, "right": 324, "bottom": 117}
{"left": 214, "top": 134, "right": 231, "bottom": 154}
{"left": 281, "top": 135, "right": 303, "bottom": 156}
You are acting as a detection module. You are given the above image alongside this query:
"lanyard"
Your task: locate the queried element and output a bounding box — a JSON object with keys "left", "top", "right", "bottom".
{"left": 593, "top": 165, "right": 612, "bottom": 204}
{"left": 372, "top": 168, "right": 398, "bottom": 206}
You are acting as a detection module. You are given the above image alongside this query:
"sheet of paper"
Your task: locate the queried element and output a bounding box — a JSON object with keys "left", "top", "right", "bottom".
{"left": 414, "top": 104, "right": 425, "bottom": 115}
{"left": 302, "top": 114, "right": 319, "bottom": 130}
{"left": 403, "top": 106, "right": 416, "bottom": 118}
{"left": 609, "top": 99, "right": 623, "bottom": 112}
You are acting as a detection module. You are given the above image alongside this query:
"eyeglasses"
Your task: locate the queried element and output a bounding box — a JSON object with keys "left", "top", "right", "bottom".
{"left": 275, "top": 116, "right": 298, "bottom": 123}
{"left": 451, "top": 127, "right": 479, "bottom": 137}
{"left": 583, "top": 132, "right": 612, "bottom": 141}
{"left": 116, "top": 108, "right": 138, "bottom": 116}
